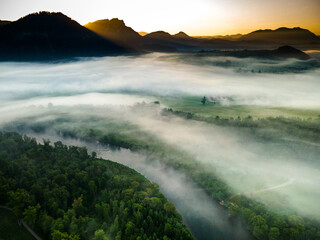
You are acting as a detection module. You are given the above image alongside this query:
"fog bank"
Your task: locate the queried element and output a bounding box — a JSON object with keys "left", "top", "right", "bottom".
{"left": 1, "top": 54, "right": 320, "bottom": 221}
{"left": 1, "top": 53, "right": 320, "bottom": 108}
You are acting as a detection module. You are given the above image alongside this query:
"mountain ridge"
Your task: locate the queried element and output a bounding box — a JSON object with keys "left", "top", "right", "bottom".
{"left": 84, "top": 18, "right": 142, "bottom": 47}
{"left": 0, "top": 12, "right": 128, "bottom": 61}
{"left": 240, "top": 27, "right": 320, "bottom": 43}
{"left": 1, "top": 12, "right": 319, "bottom": 60}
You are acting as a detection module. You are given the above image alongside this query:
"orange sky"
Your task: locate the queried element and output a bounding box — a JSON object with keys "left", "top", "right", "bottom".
{"left": 0, "top": 0, "right": 319, "bottom": 35}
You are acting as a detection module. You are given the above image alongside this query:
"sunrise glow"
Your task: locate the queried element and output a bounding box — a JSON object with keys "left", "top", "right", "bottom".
{"left": 1, "top": 0, "right": 319, "bottom": 35}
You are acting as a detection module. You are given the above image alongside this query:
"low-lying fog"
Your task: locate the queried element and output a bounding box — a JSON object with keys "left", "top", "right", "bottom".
{"left": 1, "top": 53, "right": 320, "bottom": 221}
{"left": 1, "top": 53, "right": 320, "bottom": 108}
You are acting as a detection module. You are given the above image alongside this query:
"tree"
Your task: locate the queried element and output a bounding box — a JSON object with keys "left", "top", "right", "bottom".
{"left": 93, "top": 229, "right": 108, "bottom": 240}
{"left": 201, "top": 96, "right": 207, "bottom": 105}
{"left": 51, "top": 230, "right": 80, "bottom": 240}
{"left": 109, "top": 215, "right": 119, "bottom": 236}
{"left": 251, "top": 215, "right": 268, "bottom": 240}
{"left": 164, "top": 223, "right": 173, "bottom": 236}
{"left": 23, "top": 204, "right": 40, "bottom": 227}
{"left": 125, "top": 221, "right": 134, "bottom": 236}
{"left": 72, "top": 197, "right": 83, "bottom": 209}
{"left": 164, "top": 202, "right": 175, "bottom": 214}
{"left": 7, "top": 189, "right": 31, "bottom": 216}
{"left": 39, "top": 213, "right": 54, "bottom": 236}
{"left": 253, "top": 224, "right": 268, "bottom": 240}
{"left": 269, "top": 227, "right": 280, "bottom": 240}
{"left": 88, "top": 180, "right": 97, "bottom": 197}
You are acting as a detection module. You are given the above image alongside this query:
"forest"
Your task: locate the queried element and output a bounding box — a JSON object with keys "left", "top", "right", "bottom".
{"left": 0, "top": 131, "right": 193, "bottom": 240}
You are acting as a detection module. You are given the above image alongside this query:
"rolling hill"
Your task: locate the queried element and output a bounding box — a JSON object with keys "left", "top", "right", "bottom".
{"left": 240, "top": 27, "right": 320, "bottom": 46}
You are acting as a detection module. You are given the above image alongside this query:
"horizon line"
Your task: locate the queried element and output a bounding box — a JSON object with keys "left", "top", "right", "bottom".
{"left": 1, "top": 11, "right": 320, "bottom": 36}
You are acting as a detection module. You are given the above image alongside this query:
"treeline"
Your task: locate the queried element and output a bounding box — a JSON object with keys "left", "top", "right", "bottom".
{"left": 164, "top": 108, "right": 320, "bottom": 143}
{"left": 0, "top": 132, "right": 193, "bottom": 240}
{"left": 228, "top": 195, "right": 320, "bottom": 240}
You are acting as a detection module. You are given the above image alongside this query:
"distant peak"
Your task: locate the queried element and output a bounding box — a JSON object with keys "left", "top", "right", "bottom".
{"left": 174, "top": 31, "right": 190, "bottom": 38}
{"left": 85, "top": 18, "right": 126, "bottom": 27}
{"left": 276, "top": 45, "right": 294, "bottom": 49}
{"left": 150, "top": 31, "right": 171, "bottom": 35}
{"left": 252, "top": 27, "right": 309, "bottom": 33}
{"left": 19, "top": 11, "right": 70, "bottom": 21}
{"left": 241, "top": 26, "right": 320, "bottom": 43}
{"left": 275, "top": 27, "right": 308, "bottom": 32}
{"left": 6, "top": 11, "right": 84, "bottom": 32}
{"left": 145, "top": 31, "right": 172, "bottom": 38}
{"left": 273, "top": 45, "right": 310, "bottom": 59}
{"left": 109, "top": 18, "right": 125, "bottom": 25}
{"left": 275, "top": 45, "right": 301, "bottom": 52}
{"left": 138, "top": 31, "right": 148, "bottom": 36}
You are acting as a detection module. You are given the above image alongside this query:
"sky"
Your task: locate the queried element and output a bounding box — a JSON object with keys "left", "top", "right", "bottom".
{"left": 0, "top": 0, "right": 319, "bottom": 36}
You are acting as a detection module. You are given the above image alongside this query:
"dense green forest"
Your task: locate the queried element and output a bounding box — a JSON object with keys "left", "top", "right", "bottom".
{"left": 0, "top": 131, "right": 193, "bottom": 240}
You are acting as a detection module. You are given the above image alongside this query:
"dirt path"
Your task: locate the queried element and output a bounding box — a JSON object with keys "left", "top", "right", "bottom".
{"left": 21, "top": 220, "right": 42, "bottom": 240}
{"left": 0, "top": 206, "right": 42, "bottom": 240}
{"left": 228, "top": 178, "right": 295, "bottom": 201}
{"left": 253, "top": 178, "right": 295, "bottom": 194}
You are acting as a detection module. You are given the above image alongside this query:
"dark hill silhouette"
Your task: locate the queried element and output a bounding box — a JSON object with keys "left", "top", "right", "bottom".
{"left": 80, "top": 18, "right": 320, "bottom": 52}
{"left": 200, "top": 45, "right": 310, "bottom": 60}
{"left": 241, "top": 27, "right": 320, "bottom": 43}
{"left": 145, "top": 31, "right": 173, "bottom": 41}
{"left": 145, "top": 31, "right": 192, "bottom": 41}
{"left": 173, "top": 31, "right": 192, "bottom": 39}
{"left": 273, "top": 45, "right": 310, "bottom": 59}
{"left": 0, "top": 12, "right": 128, "bottom": 61}
{"left": 1, "top": 12, "right": 319, "bottom": 58}
{"left": 84, "top": 18, "right": 142, "bottom": 47}
{"left": 194, "top": 28, "right": 320, "bottom": 50}
{"left": 143, "top": 30, "right": 200, "bottom": 51}
{"left": 0, "top": 20, "right": 11, "bottom": 27}
{"left": 201, "top": 34, "right": 243, "bottom": 40}
{"left": 84, "top": 20, "right": 181, "bottom": 51}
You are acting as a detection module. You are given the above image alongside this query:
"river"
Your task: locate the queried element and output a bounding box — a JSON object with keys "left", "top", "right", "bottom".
{"left": 27, "top": 132, "right": 252, "bottom": 240}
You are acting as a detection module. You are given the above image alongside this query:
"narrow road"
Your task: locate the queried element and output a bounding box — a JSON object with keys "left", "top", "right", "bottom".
{"left": 228, "top": 178, "right": 295, "bottom": 201}
{"left": 253, "top": 178, "right": 295, "bottom": 194}
{"left": 0, "top": 206, "right": 42, "bottom": 240}
{"left": 21, "top": 220, "right": 42, "bottom": 240}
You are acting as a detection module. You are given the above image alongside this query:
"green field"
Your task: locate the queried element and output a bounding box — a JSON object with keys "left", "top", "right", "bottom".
{"left": 0, "top": 208, "right": 34, "bottom": 240}
{"left": 159, "top": 95, "right": 320, "bottom": 119}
